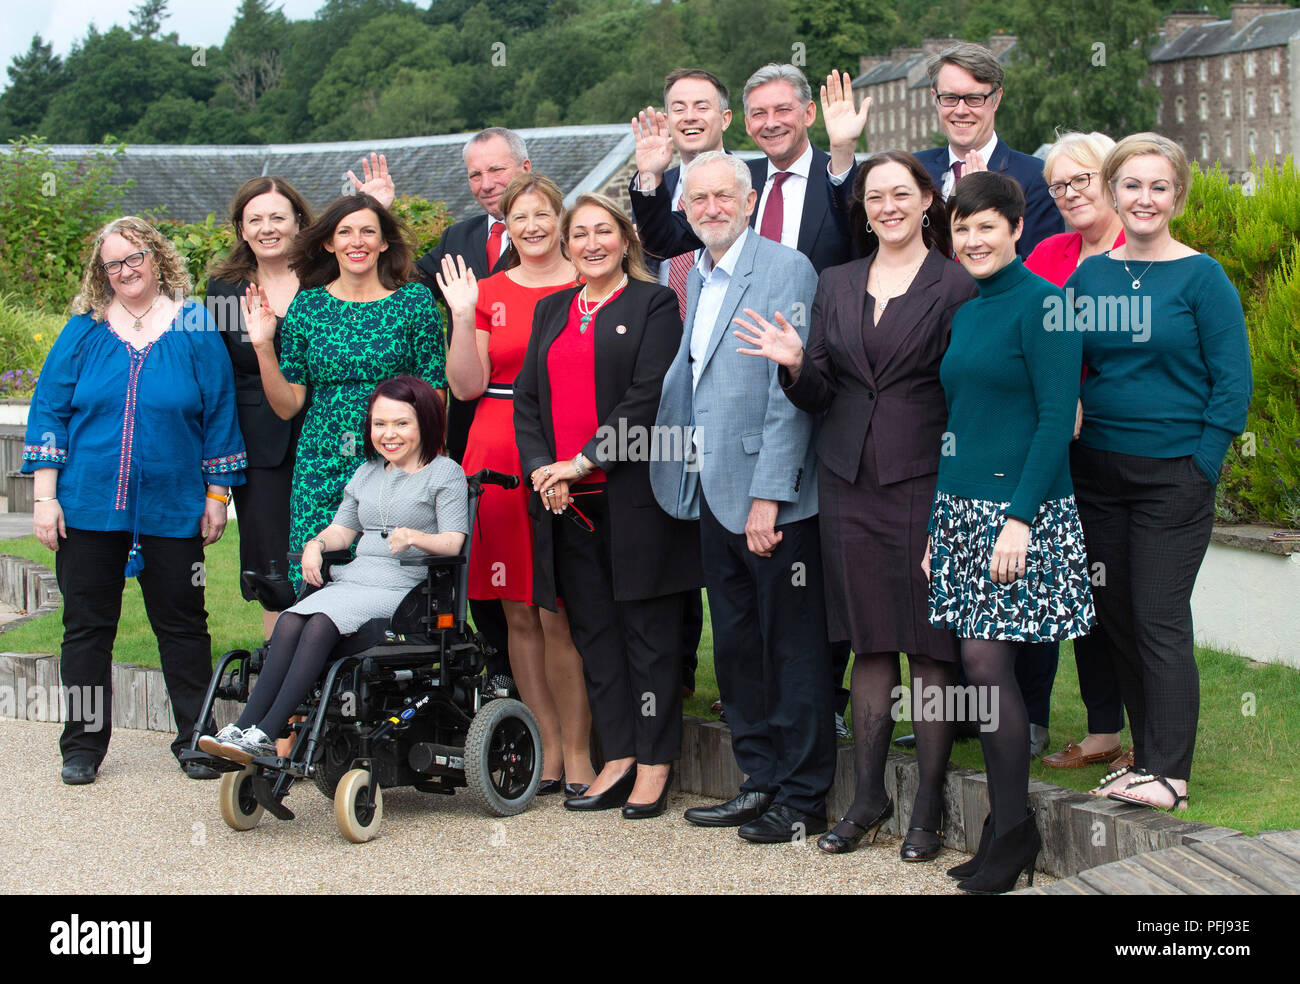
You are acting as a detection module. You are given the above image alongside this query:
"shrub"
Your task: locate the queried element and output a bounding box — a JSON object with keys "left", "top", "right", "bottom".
{"left": 0, "top": 137, "right": 130, "bottom": 312}
{"left": 1174, "top": 160, "right": 1300, "bottom": 528}
{"left": 0, "top": 292, "right": 66, "bottom": 396}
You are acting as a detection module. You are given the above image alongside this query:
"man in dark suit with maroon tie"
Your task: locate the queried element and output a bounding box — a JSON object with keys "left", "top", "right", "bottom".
{"left": 414, "top": 126, "right": 531, "bottom": 686}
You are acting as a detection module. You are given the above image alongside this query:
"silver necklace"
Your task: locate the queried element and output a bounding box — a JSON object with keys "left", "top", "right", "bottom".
{"left": 378, "top": 467, "right": 398, "bottom": 538}
{"left": 577, "top": 275, "right": 627, "bottom": 333}
{"left": 1121, "top": 255, "right": 1157, "bottom": 290}
{"left": 873, "top": 256, "right": 926, "bottom": 310}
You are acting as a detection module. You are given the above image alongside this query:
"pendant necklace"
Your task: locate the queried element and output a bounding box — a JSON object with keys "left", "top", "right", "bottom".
{"left": 1121, "top": 253, "right": 1157, "bottom": 290}
{"left": 577, "top": 274, "right": 627, "bottom": 333}
{"left": 874, "top": 256, "right": 925, "bottom": 311}
{"left": 378, "top": 467, "right": 397, "bottom": 538}
{"left": 118, "top": 296, "right": 158, "bottom": 331}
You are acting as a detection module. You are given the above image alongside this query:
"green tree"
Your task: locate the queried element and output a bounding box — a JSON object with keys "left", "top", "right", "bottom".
{"left": 124, "top": 93, "right": 199, "bottom": 143}
{"left": 996, "top": 0, "right": 1162, "bottom": 152}
{"left": 0, "top": 36, "right": 64, "bottom": 137}
{"left": 369, "top": 68, "right": 464, "bottom": 137}
{"left": 223, "top": 0, "right": 290, "bottom": 109}
{"left": 788, "top": 0, "right": 899, "bottom": 82}
{"left": 129, "top": 0, "right": 170, "bottom": 39}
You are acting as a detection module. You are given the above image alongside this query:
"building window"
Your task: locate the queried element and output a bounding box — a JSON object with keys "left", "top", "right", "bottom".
{"left": 1175, "top": 64, "right": 1184, "bottom": 84}
{"left": 1154, "top": 66, "right": 1163, "bottom": 85}
{"left": 1272, "top": 89, "right": 1281, "bottom": 115}
{"left": 1224, "top": 133, "right": 1232, "bottom": 160}
{"left": 1156, "top": 101, "right": 1163, "bottom": 125}
{"left": 1247, "top": 90, "right": 1256, "bottom": 117}
{"left": 1199, "top": 93, "right": 1208, "bottom": 121}
{"left": 1200, "top": 133, "right": 1209, "bottom": 160}
{"left": 1222, "top": 58, "right": 1230, "bottom": 80}
{"left": 1272, "top": 50, "right": 1281, "bottom": 74}
{"left": 1246, "top": 53, "right": 1256, "bottom": 78}
{"left": 1249, "top": 130, "right": 1257, "bottom": 155}
{"left": 1176, "top": 96, "right": 1185, "bottom": 123}
{"left": 1199, "top": 60, "right": 1207, "bottom": 82}
{"left": 1276, "top": 131, "right": 1283, "bottom": 156}
{"left": 1223, "top": 91, "right": 1231, "bottom": 118}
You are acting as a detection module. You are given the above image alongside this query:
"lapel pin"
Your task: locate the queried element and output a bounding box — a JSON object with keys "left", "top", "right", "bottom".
{"left": 616, "top": 324, "right": 627, "bottom": 334}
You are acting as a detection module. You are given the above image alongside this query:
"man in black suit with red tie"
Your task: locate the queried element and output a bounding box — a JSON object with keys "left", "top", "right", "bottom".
{"left": 632, "top": 63, "right": 856, "bottom": 735}
{"left": 414, "top": 126, "right": 531, "bottom": 686}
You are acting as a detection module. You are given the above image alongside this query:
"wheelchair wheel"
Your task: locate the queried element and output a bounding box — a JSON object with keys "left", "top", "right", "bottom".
{"left": 334, "top": 768, "right": 383, "bottom": 843}
{"left": 312, "top": 728, "right": 356, "bottom": 801}
{"left": 218, "top": 765, "right": 264, "bottom": 831}
{"left": 464, "top": 698, "right": 541, "bottom": 816}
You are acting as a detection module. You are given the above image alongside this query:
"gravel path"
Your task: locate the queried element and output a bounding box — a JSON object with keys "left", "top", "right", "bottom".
{"left": 1, "top": 718, "right": 964, "bottom": 895}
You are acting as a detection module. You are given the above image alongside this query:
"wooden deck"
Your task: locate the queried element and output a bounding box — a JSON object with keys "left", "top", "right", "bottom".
{"left": 1016, "top": 829, "right": 1300, "bottom": 895}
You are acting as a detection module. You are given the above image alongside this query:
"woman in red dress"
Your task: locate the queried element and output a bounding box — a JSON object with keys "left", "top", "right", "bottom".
{"left": 438, "top": 174, "right": 595, "bottom": 794}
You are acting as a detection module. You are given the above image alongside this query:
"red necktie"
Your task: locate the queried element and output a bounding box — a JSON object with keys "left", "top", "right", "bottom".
{"left": 667, "top": 192, "right": 693, "bottom": 324}
{"left": 486, "top": 220, "right": 504, "bottom": 269}
{"left": 759, "top": 171, "right": 791, "bottom": 243}
{"left": 951, "top": 161, "right": 964, "bottom": 184}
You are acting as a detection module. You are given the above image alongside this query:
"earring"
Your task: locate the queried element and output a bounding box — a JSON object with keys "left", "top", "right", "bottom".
{"left": 865, "top": 220, "right": 874, "bottom": 234}
{"left": 921, "top": 214, "right": 930, "bottom": 228}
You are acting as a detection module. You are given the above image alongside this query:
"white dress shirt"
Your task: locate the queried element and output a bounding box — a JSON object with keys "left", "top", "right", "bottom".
{"left": 689, "top": 227, "right": 750, "bottom": 391}
{"left": 754, "top": 143, "right": 814, "bottom": 251}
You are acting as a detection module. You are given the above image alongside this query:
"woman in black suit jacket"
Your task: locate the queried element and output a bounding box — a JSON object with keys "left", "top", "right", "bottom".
{"left": 206, "top": 177, "right": 316, "bottom": 644}
{"left": 515, "top": 193, "right": 702, "bottom": 819}
{"left": 737, "top": 151, "right": 976, "bottom": 860}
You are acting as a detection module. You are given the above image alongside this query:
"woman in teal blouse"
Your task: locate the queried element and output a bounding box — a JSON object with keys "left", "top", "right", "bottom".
{"left": 242, "top": 193, "right": 447, "bottom": 590}
{"left": 1069, "top": 133, "right": 1251, "bottom": 816}
{"left": 925, "top": 172, "right": 1094, "bottom": 893}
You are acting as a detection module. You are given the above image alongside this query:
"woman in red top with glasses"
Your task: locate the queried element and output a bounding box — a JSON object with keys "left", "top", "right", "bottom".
{"left": 514, "top": 193, "right": 702, "bottom": 820}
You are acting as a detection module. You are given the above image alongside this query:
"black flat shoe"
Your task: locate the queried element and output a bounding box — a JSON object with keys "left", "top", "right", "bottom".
{"left": 817, "top": 798, "right": 893, "bottom": 855}
{"left": 622, "top": 766, "right": 674, "bottom": 820}
{"left": 684, "top": 790, "right": 773, "bottom": 827}
{"left": 537, "top": 778, "right": 565, "bottom": 796}
{"left": 900, "top": 827, "right": 942, "bottom": 862}
{"left": 564, "top": 765, "right": 636, "bottom": 811}
{"left": 61, "top": 760, "right": 97, "bottom": 785}
{"left": 182, "top": 761, "right": 221, "bottom": 781}
{"left": 738, "top": 803, "right": 828, "bottom": 843}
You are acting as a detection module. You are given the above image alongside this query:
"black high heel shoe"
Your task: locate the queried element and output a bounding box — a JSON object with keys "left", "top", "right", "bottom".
{"left": 563, "top": 764, "right": 636, "bottom": 811}
{"left": 537, "top": 773, "right": 565, "bottom": 796}
{"left": 816, "top": 798, "right": 893, "bottom": 855}
{"left": 622, "top": 765, "right": 674, "bottom": 819}
{"left": 947, "top": 814, "right": 992, "bottom": 879}
{"left": 956, "top": 810, "right": 1041, "bottom": 894}
{"left": 899, "top": 827, "right": 943, "bottom": 862}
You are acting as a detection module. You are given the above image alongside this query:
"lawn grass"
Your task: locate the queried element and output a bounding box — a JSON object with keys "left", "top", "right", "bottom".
{"left": 3, "top": 527, "right": 1297, "bottom": 832}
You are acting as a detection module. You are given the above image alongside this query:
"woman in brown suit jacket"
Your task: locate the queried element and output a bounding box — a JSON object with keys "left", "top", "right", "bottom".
{"left": 735, "top": 151, "right": 976, "bottom": 861}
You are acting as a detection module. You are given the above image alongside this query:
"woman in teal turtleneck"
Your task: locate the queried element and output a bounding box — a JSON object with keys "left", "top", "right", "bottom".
{"left": 1069, "top": 134, "right": 1251, "bottom": 817}
{"left": 924, "top": 171, "right": 1095, "bottom": 893}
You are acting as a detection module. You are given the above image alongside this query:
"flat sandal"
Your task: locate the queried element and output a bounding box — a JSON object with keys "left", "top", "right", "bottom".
{"left": 1108, "top": 772, "right": 1188, "bottom": 812}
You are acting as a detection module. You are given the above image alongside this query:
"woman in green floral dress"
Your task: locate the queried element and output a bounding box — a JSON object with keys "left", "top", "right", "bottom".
{"left": 243, "top": 193, "right": 447, "bottom": 588}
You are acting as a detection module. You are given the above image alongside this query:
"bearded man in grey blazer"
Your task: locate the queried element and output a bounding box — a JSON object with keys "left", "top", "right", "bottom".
{"left": 650, "top": 151, "right": 835, "bottom": 842}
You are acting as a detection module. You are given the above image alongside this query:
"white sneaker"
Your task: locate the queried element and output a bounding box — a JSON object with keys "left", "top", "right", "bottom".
{"left": 198, "top": 724, "right": 242, "bottom": 758}
{"left": 223, "top": 726, "right": 275, "bottom": 764}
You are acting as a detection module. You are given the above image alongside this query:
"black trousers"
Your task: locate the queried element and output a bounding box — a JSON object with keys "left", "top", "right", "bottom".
{"left": 54, "top": 528, "right": 213, "bottom": 764}
{"left": 1070, "top": 445, "right": 1214, "bottom": 779}
{"left": 681, "top": 588, "right": 703, "bottom": 691}
{"left": 700, "top": 495, "right": 835, "bottom": 816}
{"left": 1015, "top": 641, "right": 1058, "bottom": 728}
{"left": 553, "top": 493, "right": 684, "bottom": 764}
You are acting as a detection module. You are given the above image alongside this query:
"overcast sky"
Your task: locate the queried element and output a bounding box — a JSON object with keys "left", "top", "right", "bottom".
{"left": 1, "top": 0, "right": 326, "bottom": 83}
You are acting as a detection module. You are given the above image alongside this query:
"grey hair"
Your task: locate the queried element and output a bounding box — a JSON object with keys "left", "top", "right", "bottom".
{"left": 926, "top": 42, "right": 1005, "bottom": 90}
{"left": 742, "top": 63, "right": 812, "bottom": 114}
{"left": 1042, "top": 130, "right": 1116, "bottom": 181}
{"left": 463, "top": 126, "right": 529, "bottom": 165}
{"left": 682, "top": 150, "right": 752, "bottom": 196}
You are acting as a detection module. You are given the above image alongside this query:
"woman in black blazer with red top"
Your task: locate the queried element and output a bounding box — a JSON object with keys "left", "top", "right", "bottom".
{"left": 738, "top": 151, "right": 976, "bottom": 861}
{"left": 515, "top": 193, "right": 702, "bottom": 820}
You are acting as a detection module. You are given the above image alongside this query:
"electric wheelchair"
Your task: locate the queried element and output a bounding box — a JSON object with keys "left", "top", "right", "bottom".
{"left": 180, "top": 469, "right": 541, "bottom": 842}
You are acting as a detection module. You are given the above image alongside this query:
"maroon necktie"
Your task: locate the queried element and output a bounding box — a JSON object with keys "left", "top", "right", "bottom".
{"left": 951, "top": 161, "right": 965, "bottom": 184}
{"left": 486, "top": 220, "right": 504, "bottom": 269}
{"left": 759, "top": 172, "right": 791, "bottom": 243}
{"left": 667, "top": 192, "right": 693, "bottom": 323}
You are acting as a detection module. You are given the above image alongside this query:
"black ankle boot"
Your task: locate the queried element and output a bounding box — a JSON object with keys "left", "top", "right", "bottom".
{"left": 956, "top": 811, "right": 1041, "bottom": 894}
{"left": 947, "top": 814, "right": 992, "bottom": 879}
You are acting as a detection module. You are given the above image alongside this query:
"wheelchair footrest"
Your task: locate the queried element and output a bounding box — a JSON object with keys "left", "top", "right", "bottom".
{"left": 252, "top": 774, "right": 296, "bottom": 821}
{"left": 179, "top": 748, "right": 245, "bottom": 773}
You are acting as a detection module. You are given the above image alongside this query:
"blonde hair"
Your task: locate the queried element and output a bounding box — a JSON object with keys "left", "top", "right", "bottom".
{"left": 560, "top": 193, "right": 654, "bottom": 284}
{"left": 1102, "top": 132, "right": 1192, "bottom": 216}
{"left": 73, "top": 216, "right": 193, "bottom": 320}
{"left": 1042, "top": 130, "right": 1116, "bottom": 181}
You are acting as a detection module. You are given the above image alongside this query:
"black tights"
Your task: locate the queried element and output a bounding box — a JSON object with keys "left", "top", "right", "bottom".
{"left": 838, "top": 651, "right": 956, "bottom": 836}
{"left": 961, "top": 638, "right": 1029, "bottom": 837}
{"left": 236, "top": 612, "right": 340, "bottom": 738}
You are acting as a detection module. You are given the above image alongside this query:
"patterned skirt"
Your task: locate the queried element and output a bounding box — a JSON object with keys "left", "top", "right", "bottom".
{"left": 927, "top": 491, "right": 1095, "bottom": 642}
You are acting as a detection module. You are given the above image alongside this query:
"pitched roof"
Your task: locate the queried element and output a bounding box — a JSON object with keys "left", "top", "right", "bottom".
{"left": 26, "top": 125, "right": 635, "bottom": 224}
{"left": 1150, "top": 8, "right": 1300, "bottom": 61}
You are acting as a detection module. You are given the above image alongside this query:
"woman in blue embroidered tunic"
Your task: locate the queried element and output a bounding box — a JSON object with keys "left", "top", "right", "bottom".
{"left": 23, "top": 216, "right": 247, "bottom": 786}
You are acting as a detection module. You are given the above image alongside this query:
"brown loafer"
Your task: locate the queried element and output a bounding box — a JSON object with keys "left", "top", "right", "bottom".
{"left": 1042, "top": 740, "right": 1122, "bottom": 769}
{"left": 1110, "top": 747, "right": 1134, "bottom": 769}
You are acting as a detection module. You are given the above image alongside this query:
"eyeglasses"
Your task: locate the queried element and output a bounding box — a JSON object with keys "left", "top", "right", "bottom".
{"left": 101, "top": 250, "right": 152, "bottom": 276}
{"left": 1047, "top": 172, "right": 1098, "bottom": 199}
{"left": 934, "top": 90, "right": 998, "bottom": 108}
{"left": 563, "top": 489, "right": 603, "bottom": 534}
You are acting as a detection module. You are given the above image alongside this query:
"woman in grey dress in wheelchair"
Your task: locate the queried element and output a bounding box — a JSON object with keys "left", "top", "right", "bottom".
{"left": 200, "top": 375, "right": 469, "bottom": 763}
